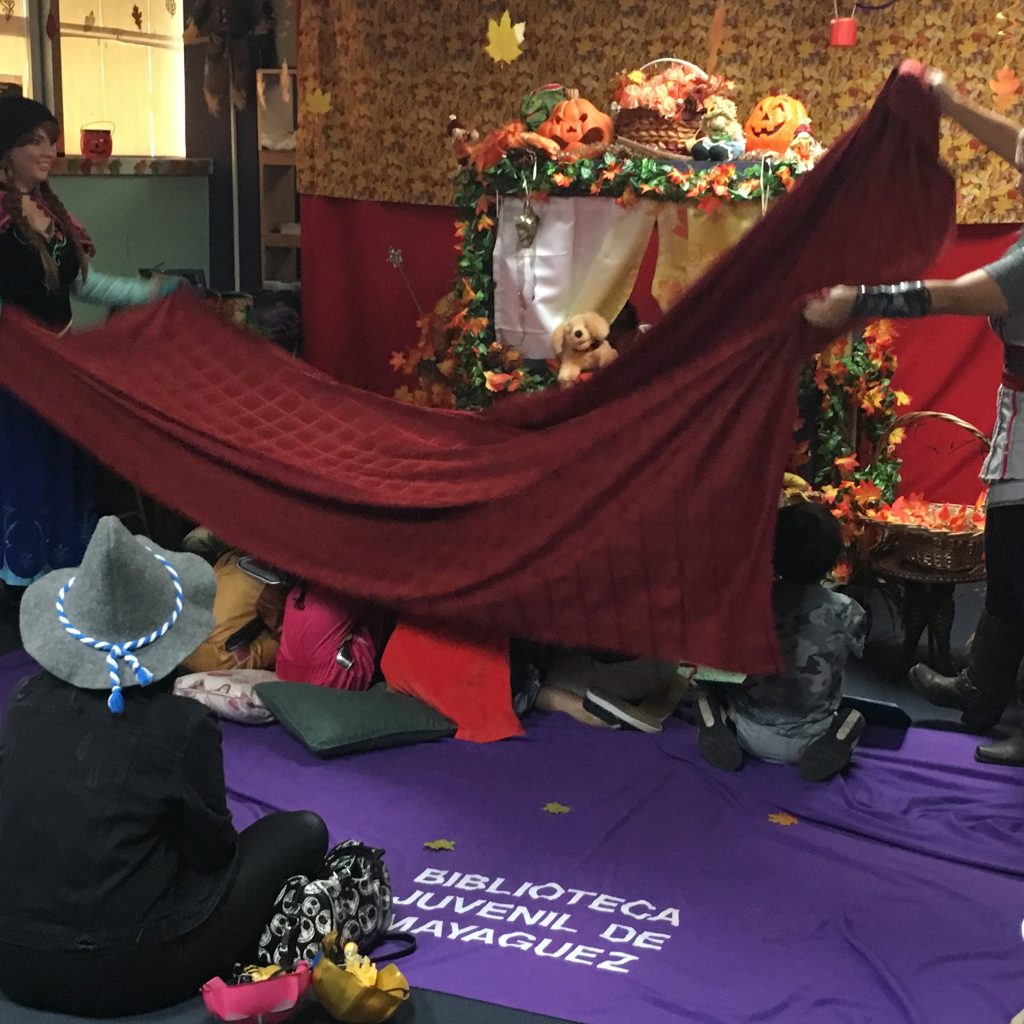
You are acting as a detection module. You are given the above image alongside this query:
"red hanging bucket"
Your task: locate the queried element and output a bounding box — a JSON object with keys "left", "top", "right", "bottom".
{"left": 829, "top": 17, "right": 857, "bottom": 46}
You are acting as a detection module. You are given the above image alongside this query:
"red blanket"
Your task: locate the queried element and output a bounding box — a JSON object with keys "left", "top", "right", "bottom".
{"left": 0, "top": 64, "right": 953, "bottom": 673}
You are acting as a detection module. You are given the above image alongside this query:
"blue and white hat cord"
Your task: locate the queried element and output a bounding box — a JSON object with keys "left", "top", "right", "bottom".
{"left": 56, "top": 547, "right": 184, "bottom": 713}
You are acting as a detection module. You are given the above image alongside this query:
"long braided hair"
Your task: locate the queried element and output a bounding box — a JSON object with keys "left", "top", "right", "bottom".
{"left": 1, "top": 126, "right": 89, "bottom": 292}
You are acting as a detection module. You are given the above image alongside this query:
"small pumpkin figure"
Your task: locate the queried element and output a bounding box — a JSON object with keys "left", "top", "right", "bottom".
{"left": 536, "top": 89, "right": 614, "bottom": 151}
{"left": 743, "top": 94, "right": 809, "bottom": 155}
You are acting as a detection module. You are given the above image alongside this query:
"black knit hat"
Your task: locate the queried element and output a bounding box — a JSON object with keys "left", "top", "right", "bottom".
{"left": 0, "top": 96, "right": 58, "bottom": 161}
{"left": 774, "top": 502, "right": 842, "bottom": 585}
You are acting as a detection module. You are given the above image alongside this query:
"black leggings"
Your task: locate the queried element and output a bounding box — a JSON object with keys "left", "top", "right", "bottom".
{"left": 0, "top": 810, "right": 328, "bottom": 1018}
{"left": 984, "top": 505, "right": 1024, "bottom": 625}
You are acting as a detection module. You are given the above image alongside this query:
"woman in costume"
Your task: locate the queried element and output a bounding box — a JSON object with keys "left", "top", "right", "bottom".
{"left": 804, "top": 68, "right": 1024, "bottom": 767}
{"left": 0, "top": 516, "right": 328, "bottom": 1016}
{"left": 0, "top": 96, "right": 179, "bottom": 598}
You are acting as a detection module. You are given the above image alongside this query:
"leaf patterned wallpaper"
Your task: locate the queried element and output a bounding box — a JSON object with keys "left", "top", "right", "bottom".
{"left": 298, "top": 0, "right": 1024, "bottom": 222}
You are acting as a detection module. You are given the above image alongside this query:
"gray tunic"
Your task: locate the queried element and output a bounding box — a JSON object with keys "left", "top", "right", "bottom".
{"left": 981, "top": 232, "right": 1024, "bottom": 505}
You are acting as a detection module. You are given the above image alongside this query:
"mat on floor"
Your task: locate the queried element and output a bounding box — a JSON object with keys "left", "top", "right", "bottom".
{"left": 0, "top": 650, "right": 1021, "bottom": 1023}
{"left": 0, "top": 986, "right": 579, "bottom": 1024}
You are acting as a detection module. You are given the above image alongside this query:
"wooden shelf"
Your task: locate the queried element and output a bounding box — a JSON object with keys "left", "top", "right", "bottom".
{"left": 263, "top": 230, "right": 301, "bottom": 248}
{"left": 260, "top": 150, "right": 296, "bottom": 166}
{"left": 258, "top": 68, "right": 300, "bottom": 285}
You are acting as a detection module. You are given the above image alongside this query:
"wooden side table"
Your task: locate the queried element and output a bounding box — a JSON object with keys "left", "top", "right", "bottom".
{"left": 870, "top": 552, "right": 985, "bottom": 684}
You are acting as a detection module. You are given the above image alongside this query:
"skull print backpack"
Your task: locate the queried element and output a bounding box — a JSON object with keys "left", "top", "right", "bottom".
{"left": 256, "top": 840, "right": 416, "bottom": 967}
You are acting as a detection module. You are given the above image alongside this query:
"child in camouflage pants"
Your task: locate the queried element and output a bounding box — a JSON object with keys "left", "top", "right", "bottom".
{"left": 696, "top": 502, "right": 867, "bottom": 782}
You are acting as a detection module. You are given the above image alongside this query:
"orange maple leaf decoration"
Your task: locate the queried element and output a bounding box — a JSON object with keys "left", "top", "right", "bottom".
{"left": 615, "top": 187, "right": 638, "bottom": 209}
{"left": 768, "top": 812, "right": 799, "bottom": 827}
{"left": 991, "top": 65, "right": 1021, "bottom": 113}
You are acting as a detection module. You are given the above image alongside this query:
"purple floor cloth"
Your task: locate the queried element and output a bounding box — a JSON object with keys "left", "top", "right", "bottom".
{"left": 0, "top": 650, "right": 1021, "bottom": 1024}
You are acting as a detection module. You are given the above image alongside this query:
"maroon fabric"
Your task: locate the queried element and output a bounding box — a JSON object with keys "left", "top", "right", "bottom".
{"left": 0, "top": 64, "right": 953, "bottom": 672}
{"left": 299, "top": 199, "right": 1015, "bottom": 505}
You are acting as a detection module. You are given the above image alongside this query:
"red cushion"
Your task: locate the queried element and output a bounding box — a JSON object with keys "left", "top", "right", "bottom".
{"left": 380, "top": 622, "right": 522, "bottom": 742}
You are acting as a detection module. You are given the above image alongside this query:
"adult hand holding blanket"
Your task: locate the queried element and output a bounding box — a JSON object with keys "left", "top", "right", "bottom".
{"left": 0, "top": 62, "right": 954, "bottom": 674}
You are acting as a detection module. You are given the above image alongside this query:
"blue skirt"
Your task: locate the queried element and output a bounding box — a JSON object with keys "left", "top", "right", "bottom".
{"left": 0, "top": 389, "right": 96, "bottom": 585}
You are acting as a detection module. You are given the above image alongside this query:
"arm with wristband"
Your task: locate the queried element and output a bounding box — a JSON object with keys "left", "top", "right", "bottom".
{"left": 73, "top": 268, "right": 184, "bottom": 309}
{"left": 804, "top": 67, "right": 1024, "bottom": 331}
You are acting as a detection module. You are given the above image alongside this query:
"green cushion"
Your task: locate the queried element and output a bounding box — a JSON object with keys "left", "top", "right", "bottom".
{"left": 254, "top": 682, "right": 457, "bottom": 758}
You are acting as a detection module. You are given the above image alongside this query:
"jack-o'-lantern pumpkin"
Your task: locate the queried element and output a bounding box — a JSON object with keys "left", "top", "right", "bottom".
{"left": 537, "top": 89, "right": 614, "bottom": 151}
{"left": 742, "top": 94, "right": 808, "bottom": 155}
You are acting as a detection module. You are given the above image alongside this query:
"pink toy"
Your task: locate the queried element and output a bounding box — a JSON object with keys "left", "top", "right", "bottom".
{"left": 201, "top": 962, "right": 311, "bottom": 1024}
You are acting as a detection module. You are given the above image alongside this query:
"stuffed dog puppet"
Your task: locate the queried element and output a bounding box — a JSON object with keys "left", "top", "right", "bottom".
{"left": 552, "top": 312, "right": 617, "bottom": 389}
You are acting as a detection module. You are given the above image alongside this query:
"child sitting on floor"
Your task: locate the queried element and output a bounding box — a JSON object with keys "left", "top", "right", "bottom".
{"left": 695, "top": 501, "right": 867, "bottom": 782}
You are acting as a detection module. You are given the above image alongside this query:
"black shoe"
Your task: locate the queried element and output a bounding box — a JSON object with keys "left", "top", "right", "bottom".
{"left": 975, "top": 728, "right": 1024, "bottom": 767}
{"left": 798, "top": 709, "right": 865, "bottom": 782}
{"left": 583, "top": 689, "right": 662, "bottom": 733}
{"left": 236, "top": 556, "right": 296, "bottom": 588}
{"left": 694, "top": 692, "right": 743, "bottom": 771}
{"left": 908, "top": 664, "right": 975, "bottom": 711}
{"left": 910, "top": 611, "right": 1024, "bottom": 733}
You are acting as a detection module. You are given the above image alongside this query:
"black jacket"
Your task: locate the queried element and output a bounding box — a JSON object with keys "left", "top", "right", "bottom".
{"left": 0, "top": 672, "right": 238, "bottom": 950}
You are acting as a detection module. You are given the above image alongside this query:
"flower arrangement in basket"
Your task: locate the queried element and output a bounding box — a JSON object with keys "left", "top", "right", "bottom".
{"left": 853, "top": 412, "right": 991, "bottom": 575}
{"left": 860, "top": 493, "right": 988, "bottom": 574}
{"left": 612, "top": 58, "right": 732, "bottom": 155}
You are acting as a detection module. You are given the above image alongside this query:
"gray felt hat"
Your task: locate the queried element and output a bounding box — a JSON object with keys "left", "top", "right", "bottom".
{"left": 21, "top": 516, "right": 216, "bottom": 711}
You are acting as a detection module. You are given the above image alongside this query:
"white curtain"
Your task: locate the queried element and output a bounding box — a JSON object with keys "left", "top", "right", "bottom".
{"left": 492, "top": 195, "right": 658, "bottom": 359}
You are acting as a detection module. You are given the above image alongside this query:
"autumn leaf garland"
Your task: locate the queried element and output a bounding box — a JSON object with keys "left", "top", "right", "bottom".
{"left": 801, "top": 319, "right": 910, "bottom": 579}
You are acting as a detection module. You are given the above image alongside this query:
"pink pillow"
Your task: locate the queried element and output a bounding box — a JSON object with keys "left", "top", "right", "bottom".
{"left": 174, "top": 669, "right": 279, "bottom": 724}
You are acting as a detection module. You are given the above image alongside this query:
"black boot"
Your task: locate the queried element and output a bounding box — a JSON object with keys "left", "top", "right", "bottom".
{"left": 908, "top": 611, "right": 1024, "bottom": 732}
{"left": 976, "top": 727, "right": 1024, "bottom": 767}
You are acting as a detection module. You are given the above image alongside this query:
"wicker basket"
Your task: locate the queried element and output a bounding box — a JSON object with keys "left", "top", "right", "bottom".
{"left": 614, "top": 58, "right": 706, "bottom": 157}
{"left": 861, "top": 411, "right": 990, "bottom": 574}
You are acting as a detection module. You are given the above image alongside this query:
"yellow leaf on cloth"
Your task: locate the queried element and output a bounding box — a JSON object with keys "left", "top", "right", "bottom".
{"left": 485, "top": 9, "right": 525, "bottom": 64}
{"left": 768, "top": 812, "right": 799, "bottom": 827}
{"left": 424, "top": 839, "right": 456, "bottom": 851}
{"left": 542, "top": 802, "right": 571, "bottom": 814}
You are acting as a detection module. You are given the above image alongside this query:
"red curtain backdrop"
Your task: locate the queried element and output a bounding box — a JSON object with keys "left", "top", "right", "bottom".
{"left": 300, "top": 196, "right": 1016, "bottom": 503}
{"left": 890, "top": 225, "right": 1016, "bottom": 504}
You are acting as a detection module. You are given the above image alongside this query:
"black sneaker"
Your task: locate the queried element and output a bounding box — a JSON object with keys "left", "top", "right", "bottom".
{"left": 695, "top": 692, "right": 743, "bottom": 771}
{"left": 798, "top": 709, "right": 865, "bottom": 782}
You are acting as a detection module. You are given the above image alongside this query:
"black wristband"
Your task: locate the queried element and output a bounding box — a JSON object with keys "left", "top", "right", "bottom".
{"left": 851, "top": 281, "right": 932, "bottom": 318}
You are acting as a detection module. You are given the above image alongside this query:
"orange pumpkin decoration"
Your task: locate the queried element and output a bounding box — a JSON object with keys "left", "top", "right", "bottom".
{"left": 537, "top": 89, "right": 614, "bottom": 151}
{"left": 742, "top": 94, "right": 809, "bottom": 155}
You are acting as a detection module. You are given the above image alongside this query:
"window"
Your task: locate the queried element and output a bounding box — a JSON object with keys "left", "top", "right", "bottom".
{"left": 0, "top": 0, "right": 185, "bottom": 157}
{"left": 0, "top": 0, "right": 33, "bottom": 98}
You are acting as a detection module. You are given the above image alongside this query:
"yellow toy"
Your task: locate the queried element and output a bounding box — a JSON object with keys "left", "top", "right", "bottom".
{"left": 782, "top": 472, "right": 813, "bottom": 505}
{"left": 312, "top": 934, "right": 410, "bottom": 1024}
